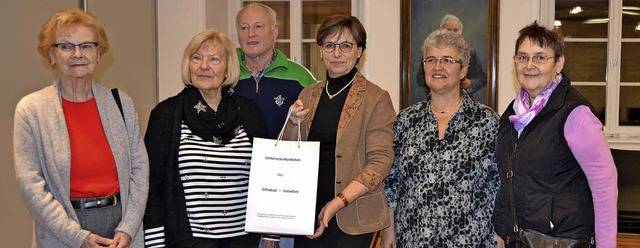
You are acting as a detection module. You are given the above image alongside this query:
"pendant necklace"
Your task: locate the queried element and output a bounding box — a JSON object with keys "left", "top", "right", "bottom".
{"left": 432, "top": 97, "right": 463, "bottom": 114}
{"left": 326, "top": 74, "right": 357, "bottom": 100}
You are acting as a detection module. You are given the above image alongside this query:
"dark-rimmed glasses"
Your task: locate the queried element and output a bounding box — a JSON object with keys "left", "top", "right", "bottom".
{"left": 52, "top": 42, "right": 99, "bottom": 53}
{"left": 321, "top": 42, "right": 354, "bottom": 53}
{"left": 513, "top": 54, "right": 554, "bottom": 64}
{"left": 423, "top": 56, "right": 461, "bottom": 66}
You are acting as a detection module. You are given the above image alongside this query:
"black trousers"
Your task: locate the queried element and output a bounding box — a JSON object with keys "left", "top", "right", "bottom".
{"left": 192, "top": 233, "right": 261, "bottom": 248}
{"left": 294, "top": 218, "right": 373, "bottom": 248}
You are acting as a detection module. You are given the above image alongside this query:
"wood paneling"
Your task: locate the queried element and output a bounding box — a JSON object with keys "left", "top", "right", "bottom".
{"left": 618, "top": 233, "right": 640, "bottom": 247}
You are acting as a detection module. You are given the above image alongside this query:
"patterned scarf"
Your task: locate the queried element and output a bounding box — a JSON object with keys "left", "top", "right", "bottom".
{"left": 509, "top": 73, "right": 563, "bottom": 137}
{"left": 182, "top": 85, "right": 240, "bottom": 144}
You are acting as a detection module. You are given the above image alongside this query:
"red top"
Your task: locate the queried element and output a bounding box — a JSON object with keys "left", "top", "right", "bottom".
{"left": 62, "top": 98, "right": 119, "bottom": 198}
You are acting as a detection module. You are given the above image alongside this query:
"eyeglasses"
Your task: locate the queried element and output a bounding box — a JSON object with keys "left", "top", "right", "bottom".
{"left": 321, "top": 42, "right": 354, "bottom": 53}
{"left": 423, "top": 56, "right": 462, "bottom": 66}
{"left": 52, "top": 42, "right": 98, "bottom": 53}
{"left": 190, "top": 54, "right": 223, "bottom": 65}
{"left": 513, "top": 54, "right": 554, "bottom": 64}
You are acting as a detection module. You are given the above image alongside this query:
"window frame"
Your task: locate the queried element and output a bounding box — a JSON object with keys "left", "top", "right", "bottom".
{"left": 542, "top": 0, "right": 640, "bottom": 148}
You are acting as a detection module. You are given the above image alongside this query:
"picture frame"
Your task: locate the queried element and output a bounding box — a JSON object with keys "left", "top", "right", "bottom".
{"left": 400, "top": 0, "right": 500, "bottom": 110}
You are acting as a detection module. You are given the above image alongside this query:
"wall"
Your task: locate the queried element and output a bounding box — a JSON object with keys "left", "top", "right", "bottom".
{"left": 497, "top": 0, "right": 537, "bottom": 113}
{"left": 1, "top": 2, "right": 76, "bottom": 246}
{"left": 157, "top": 0, "right": 206, "bottom": 101}
{"left": 0, "top": 1, "right": 156, "bottom": 246}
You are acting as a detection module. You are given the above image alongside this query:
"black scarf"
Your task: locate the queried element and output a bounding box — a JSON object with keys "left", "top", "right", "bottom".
{"left": 182, "top": 85, "right": 241, "bottom": 144}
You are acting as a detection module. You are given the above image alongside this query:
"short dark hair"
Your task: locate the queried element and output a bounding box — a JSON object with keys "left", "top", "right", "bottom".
{"left": 515, "top": 21, "right": 565, "bottom": 59}
{"left": 316, "top": 15, "right": 367, "bottom": 52}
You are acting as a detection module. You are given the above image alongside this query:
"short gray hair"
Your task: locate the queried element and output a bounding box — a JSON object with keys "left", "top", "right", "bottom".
{"left": 422, "top": 29, "right": 470, "bottom": 67}
{"left": 236, "top": 3, "right": 278, "bottom": 29}
{"left": 439, "top": 14, "right": 463, "bottom": 33}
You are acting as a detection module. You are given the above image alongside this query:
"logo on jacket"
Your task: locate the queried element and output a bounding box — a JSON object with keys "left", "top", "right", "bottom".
{"left": 274, "top": 95, "right": 285, "bottom": 107}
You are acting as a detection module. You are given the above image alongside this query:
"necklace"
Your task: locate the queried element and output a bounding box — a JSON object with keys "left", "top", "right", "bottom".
{"left": 325, "top": 74, "right": 357, "bottom": 100}
{"left": 431, "top": 97, "right": 463, "bottom": 114}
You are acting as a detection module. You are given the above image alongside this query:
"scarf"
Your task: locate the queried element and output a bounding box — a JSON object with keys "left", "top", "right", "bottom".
{"left": 182, "top": 85, "right": 241, "bottom": 144}
{"left": 509, "top": 73, "right": 563, "bottom": 137}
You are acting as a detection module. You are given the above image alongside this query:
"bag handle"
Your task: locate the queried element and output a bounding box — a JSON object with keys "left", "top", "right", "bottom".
{"left": 275, "top": 108, "right": 301, "bottom": 147}
{"left": 111, "top": 88, "right": 126, "bottom": 126}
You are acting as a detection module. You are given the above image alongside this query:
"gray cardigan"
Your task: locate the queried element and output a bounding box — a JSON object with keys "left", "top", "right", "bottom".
{"left": 13, "top": 80, "right": 149, "bottom": 248}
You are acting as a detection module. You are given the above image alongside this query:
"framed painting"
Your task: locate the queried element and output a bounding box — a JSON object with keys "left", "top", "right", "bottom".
{"left": 400, "top": 0, "right": 500, "bottom": 109}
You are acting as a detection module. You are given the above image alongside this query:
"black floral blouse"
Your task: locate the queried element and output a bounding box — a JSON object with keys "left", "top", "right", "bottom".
{"left": 385, "top": 92, "right": 500, "bottom": 247}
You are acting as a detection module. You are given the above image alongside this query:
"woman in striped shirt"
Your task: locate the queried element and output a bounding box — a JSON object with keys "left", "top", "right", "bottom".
{"left": 143, "top": 29, "right": 269, "bottom": 248}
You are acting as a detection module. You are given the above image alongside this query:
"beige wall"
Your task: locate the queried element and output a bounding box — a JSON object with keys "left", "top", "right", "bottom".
{"left": 1, "top": 2, "right": 76, "bottom": 246}
{"left": 0, "top": 1, "right": 156, "bottom": 246}
{"left": 497, "top": 0, "right": 538, "bottom": 113}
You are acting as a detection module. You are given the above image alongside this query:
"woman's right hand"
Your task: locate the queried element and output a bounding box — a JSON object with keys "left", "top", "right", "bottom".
{"left": 81, "top": 233, "right": 113, "bottom": 248}
{"left": 380, "top": 208, "right": 397, "bottom": 248}
{"left": 288, "top": 99, "right": 308, "bottom": 126}
{"left": 380, "top": 225, "right": 397, "bottom": 248}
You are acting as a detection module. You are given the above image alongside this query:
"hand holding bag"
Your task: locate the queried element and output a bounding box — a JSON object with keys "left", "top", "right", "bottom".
{"left": 245, "top": 109, "right": 320, "bottom": 235}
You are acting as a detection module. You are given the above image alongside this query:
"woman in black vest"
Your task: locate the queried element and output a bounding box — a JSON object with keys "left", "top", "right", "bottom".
{"left": 493, "top": 22, "right": 617, "bottom": 247}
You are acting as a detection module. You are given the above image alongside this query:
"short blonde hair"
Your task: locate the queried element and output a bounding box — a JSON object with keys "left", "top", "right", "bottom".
{"left": 37, "top": 8, "right": 109, "bottom": 61}
{"left": 181, "top": 29, "right": 240, "bottom": 87}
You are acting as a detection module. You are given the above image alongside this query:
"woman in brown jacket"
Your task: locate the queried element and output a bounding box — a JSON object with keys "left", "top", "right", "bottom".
{"left": 286, "top": 14, "right": 396, "bottom": 247}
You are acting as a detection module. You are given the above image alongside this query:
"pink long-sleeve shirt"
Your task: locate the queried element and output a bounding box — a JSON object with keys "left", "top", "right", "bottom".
{"left": 564, "top": 105, "right": 618, "bottom": 248}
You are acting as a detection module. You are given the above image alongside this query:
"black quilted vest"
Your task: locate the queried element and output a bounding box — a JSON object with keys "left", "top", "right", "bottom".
{"left": 493, "top": 73, "right": 597, "bottom": 244}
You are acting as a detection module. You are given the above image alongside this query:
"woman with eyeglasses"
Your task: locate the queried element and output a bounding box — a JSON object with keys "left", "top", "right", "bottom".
{"left": 13, "top": 8, "right": 149, "bottom": 247}
{"left": 381, "top": 29, "right": 499, "bottom": 247}
{"left": 285, "top": 15, "right": 396, "bottom": 247}
{"left": 493, "top": 22, "right": 617, "bottom": 248}
{"left": 142, "top": 29, "right": 268, "bottom": 248}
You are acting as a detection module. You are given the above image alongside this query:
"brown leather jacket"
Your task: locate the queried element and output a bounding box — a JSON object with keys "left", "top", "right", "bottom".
{"left": 285, "top": 73, "right": 396, "bottom": 234}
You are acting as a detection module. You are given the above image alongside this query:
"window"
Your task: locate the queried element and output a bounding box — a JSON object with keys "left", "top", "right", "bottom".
{"left": 547, "top": 0, "right": 640, "bottom": 140}
{"left": 231, "top": 0, "right": 353, "bottom": 82}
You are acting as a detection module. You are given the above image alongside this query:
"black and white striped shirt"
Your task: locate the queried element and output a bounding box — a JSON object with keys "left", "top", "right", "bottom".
{"left": 144, "top": 122, "right": 253, "bottom": 247}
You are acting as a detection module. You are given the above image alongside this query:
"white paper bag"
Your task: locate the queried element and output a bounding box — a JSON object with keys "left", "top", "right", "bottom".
{"left": 245, "top": 112, "right": 320, "bottom": 235}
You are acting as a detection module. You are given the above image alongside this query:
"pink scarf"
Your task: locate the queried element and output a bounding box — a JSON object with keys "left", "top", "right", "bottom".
{"left": 509, "top": 73, "right": 563, "bottom": 137}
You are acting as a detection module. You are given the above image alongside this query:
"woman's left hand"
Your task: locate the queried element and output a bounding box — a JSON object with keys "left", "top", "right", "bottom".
{"left": 109, "top": 232, "right": 131, "bottom": 248}
{"left": 307, "top": 198, "right": 344, "bottom": 239}
{"left": 288, "top": 99, "right": 309, "bottom": 126}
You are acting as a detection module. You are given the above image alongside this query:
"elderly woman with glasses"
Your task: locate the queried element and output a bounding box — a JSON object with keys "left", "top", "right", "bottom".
{"left": 493, "top": 22, "right": 617, "bottom": 248}
{"left": 381, "top": 29, "right": 499, "bottom": 247}
{"left": 286, "top": 15, "right": 396, "bottom": 247}
{"left": 142, "top": 29, "right": 269, "bottom": 248}
{"left": 13, "top": 8, "right": 149, "bottom": 247}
